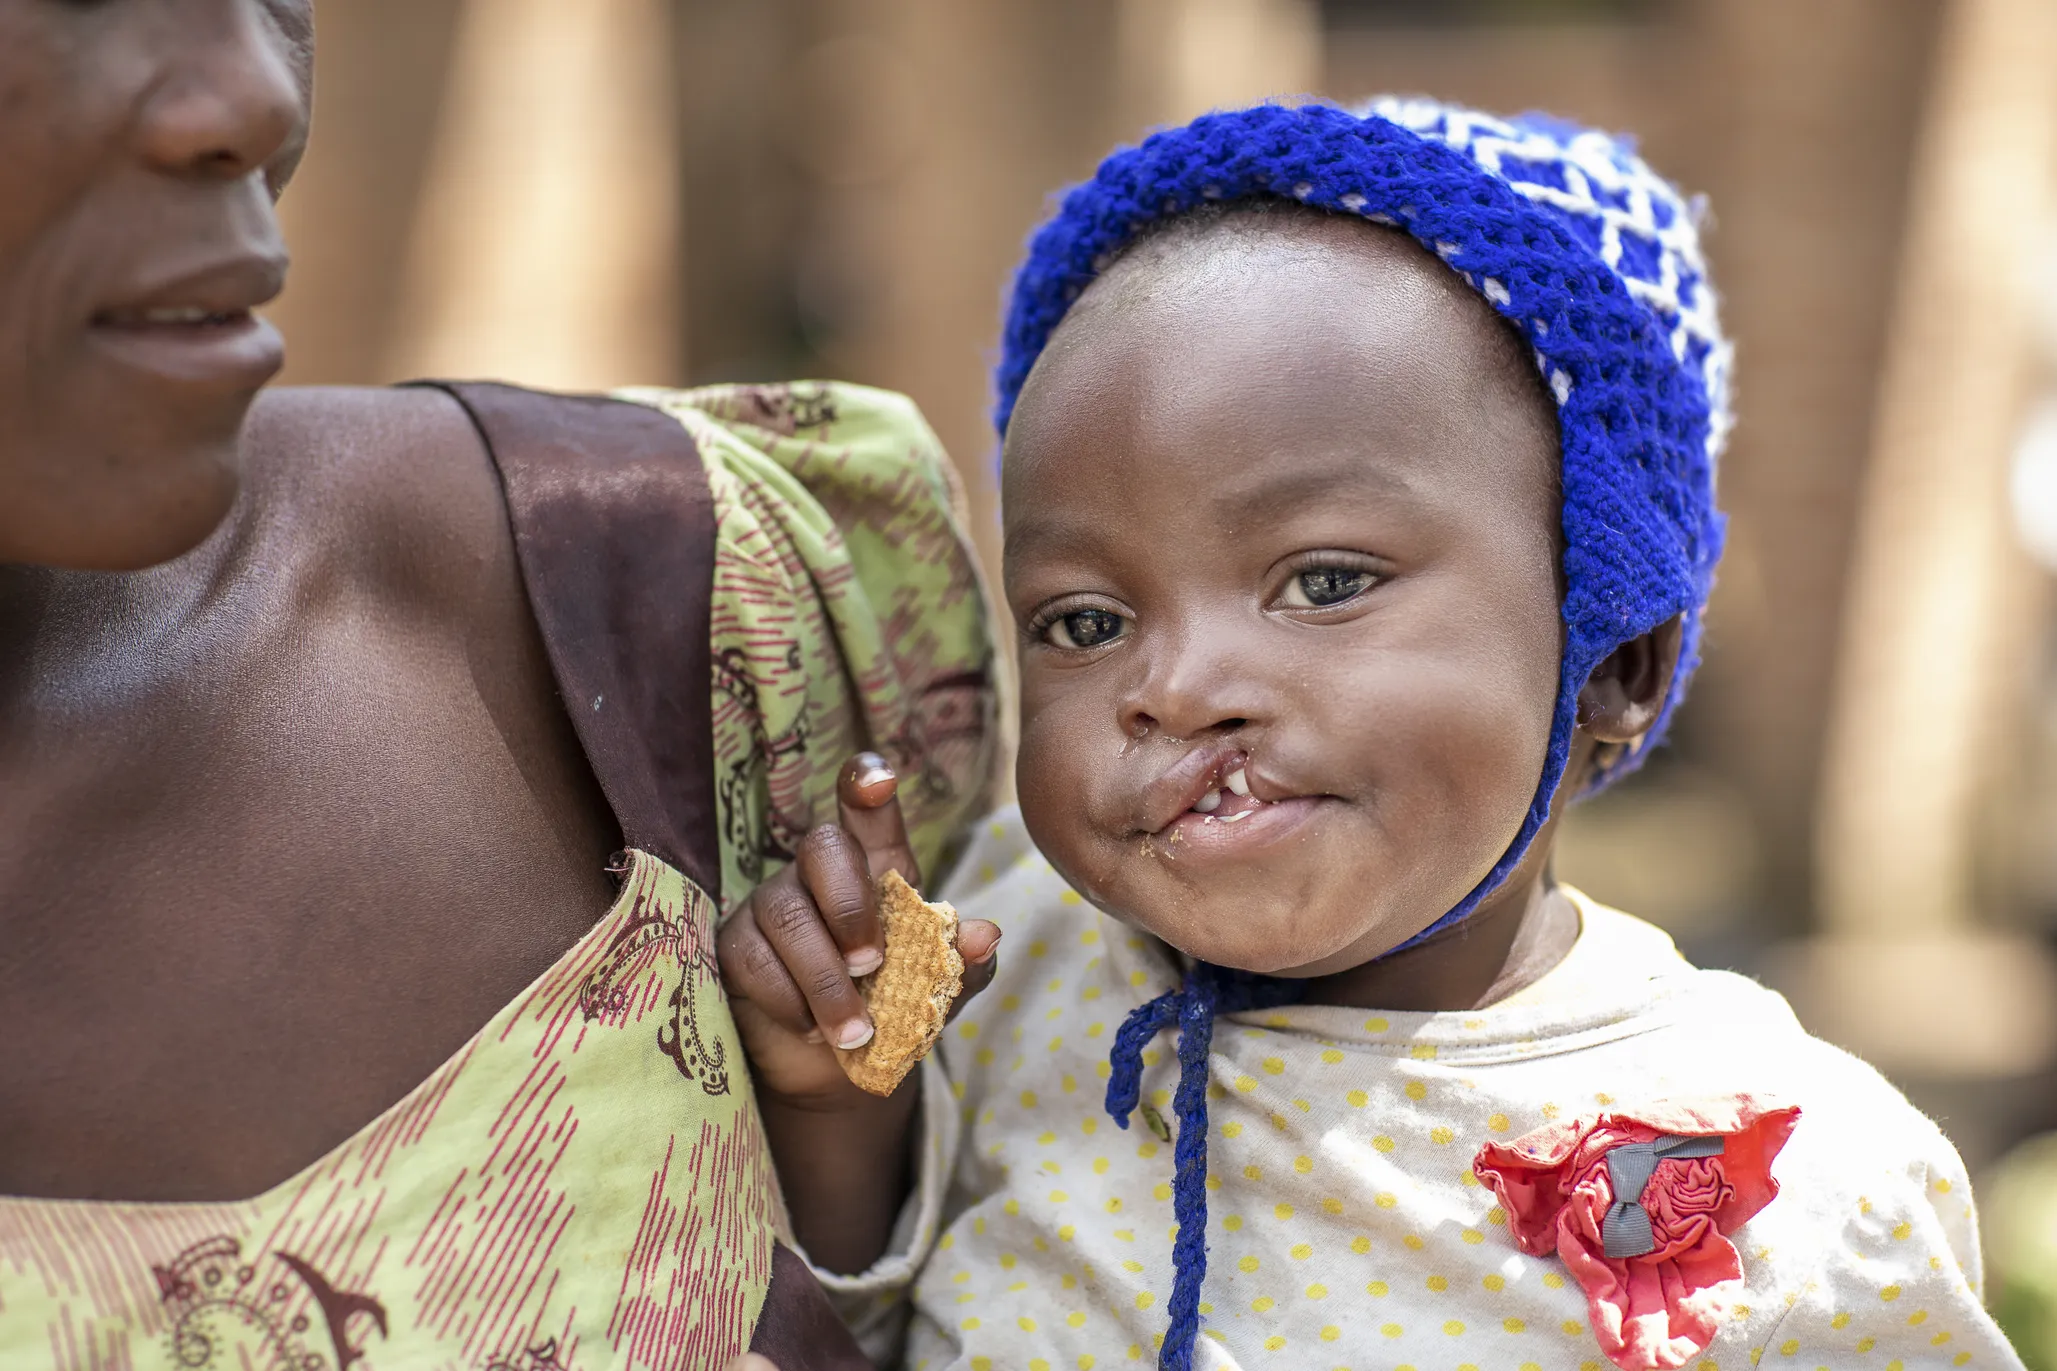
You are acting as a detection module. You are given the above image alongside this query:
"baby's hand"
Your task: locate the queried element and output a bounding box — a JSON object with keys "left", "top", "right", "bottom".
{"left": 717, "top": 752, "right": 1000, "bottom": 1109}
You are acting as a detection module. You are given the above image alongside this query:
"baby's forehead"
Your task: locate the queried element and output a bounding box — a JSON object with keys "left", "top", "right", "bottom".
{"left": 1059, "top": 208, "right": 1547, "bottom": 409}
{"left": 1010, "top": 207, "right": 1557, "bottom": 499}
{"left": 1002, "top": 231, "right": 1562, "bottom": 570}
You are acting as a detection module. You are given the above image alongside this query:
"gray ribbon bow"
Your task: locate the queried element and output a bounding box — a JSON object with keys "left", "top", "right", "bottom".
{"left": 1600, "top": 1133, "right": 1726, "bottom": 1258}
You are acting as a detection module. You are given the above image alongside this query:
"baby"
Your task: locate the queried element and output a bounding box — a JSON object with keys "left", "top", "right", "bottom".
{"left": 720, "top": 101, "right": 2024, "bottom": 1371}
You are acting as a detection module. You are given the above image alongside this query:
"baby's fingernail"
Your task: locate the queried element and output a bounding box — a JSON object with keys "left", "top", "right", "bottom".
{"left": 835, "top": 1018, "right": 875, "bottom": 1050}
{"left": 802, "top": 1027, "right": 825, "bottom": 1045}
{"left": 852, "top": 754, "right": 895, "bottom": 789}
{"left": 966, "top": 927, "right": 1001, "bottom": 965}
{"left": 846, "top": 947, "right": 884, "bottom": 977}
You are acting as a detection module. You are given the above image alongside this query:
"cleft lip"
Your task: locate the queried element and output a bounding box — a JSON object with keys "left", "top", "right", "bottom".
{"left": 1132, "top": 740, "right": 1250, "bottom": 836}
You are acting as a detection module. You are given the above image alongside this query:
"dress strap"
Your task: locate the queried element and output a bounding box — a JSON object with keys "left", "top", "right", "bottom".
{"left": 416, "top": 382, "right": 868, "bottom": 1368}
{"left": 417, "top": 381, "right": 723, "bottom": 903}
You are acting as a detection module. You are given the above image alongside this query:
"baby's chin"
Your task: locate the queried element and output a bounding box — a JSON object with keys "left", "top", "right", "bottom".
{"left": 1111, "top": 883, "right": 1425, "bottom": 979}
{"left": 1036, "top": 812, "right": 1473, "bottom": 974}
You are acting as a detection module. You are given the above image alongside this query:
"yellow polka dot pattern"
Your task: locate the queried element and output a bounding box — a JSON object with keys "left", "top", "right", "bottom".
{"left": 824, "top": 811, "right": 2021, "bottom": 1371}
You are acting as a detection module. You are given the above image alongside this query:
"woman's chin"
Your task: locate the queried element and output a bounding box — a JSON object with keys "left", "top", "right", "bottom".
{"left": 0, "top": 462, "right": 239, "bottom": 570}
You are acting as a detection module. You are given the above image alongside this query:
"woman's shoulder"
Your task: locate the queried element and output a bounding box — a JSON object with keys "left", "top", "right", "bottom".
{"left": 240, "top": 379, "right": 966, "bottom": 596}
{"left": 242, "top": 384, "right": 504, "bottom": 617}
{"left": 245, "top": 383, "right": 482, "bottom": 497}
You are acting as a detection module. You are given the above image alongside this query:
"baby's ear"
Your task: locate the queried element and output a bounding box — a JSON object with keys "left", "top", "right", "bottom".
{"left": 1576, "top": 615, "right": 1684, "bottom": 745}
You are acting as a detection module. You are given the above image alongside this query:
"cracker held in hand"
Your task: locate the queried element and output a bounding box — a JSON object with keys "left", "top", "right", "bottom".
{"left": 836, "top": 870, "right": 963, "bottom": 1096}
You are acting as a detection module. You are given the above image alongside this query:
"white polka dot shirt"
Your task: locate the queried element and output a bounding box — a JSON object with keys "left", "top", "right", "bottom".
{"left": 814, "top": 809, "right": 2023, "bottom": 1371}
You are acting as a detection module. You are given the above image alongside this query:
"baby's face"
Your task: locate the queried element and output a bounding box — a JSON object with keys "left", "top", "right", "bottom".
{"left": 1002, "top": 212, "right": 1564, "bottom": 976}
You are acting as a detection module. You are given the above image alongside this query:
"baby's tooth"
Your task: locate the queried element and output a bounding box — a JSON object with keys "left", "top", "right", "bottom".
{"left": 1224, "top": 767, "right": 1251, "bottom": 798}
{"left": 1193, "top": 789, "right": 1223, "bottom": 813}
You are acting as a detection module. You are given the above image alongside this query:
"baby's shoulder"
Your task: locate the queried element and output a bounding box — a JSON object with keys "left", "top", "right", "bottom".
{"left": 938, "top": 807, "right": 1102, "bottom": 949}
{"left": 1587, "top": 941, "right": 1982, "bottom": 1295}
{"left": 1653, "top": 980, "right": 1998, "bottom": 1346}
{"left": 1632, "top": 955, "right": 1946, "bottom": 1151}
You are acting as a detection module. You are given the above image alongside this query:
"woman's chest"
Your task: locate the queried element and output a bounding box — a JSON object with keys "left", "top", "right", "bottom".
{"left": 0, "top": 851, "right": 781, "bottom": 1371}
{"left": 0, "top": 584, "right": 618, "bottom": 1200}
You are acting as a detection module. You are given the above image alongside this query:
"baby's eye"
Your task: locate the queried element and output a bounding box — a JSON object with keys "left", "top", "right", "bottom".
{"left": 1043, "top": 608, "right": 1127, "bottom": 649}
{"left": 1281, "top": 567, "right": 1375, "bottom": 609}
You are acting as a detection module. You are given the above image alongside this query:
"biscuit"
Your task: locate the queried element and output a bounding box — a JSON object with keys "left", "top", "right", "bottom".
{"left": 836, "top": 870, "right": 963, "bottom": 1096}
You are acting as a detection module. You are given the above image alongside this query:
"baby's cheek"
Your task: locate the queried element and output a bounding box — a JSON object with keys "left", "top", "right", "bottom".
{"left": 1014, "top": 714, "right": 1124, "bottom": 895}
{"left": 1411, "top": 652, "right": 1553, "bottom": 824}
{"left": 1317, "top": 653, "right": 1550, "bottom": 931}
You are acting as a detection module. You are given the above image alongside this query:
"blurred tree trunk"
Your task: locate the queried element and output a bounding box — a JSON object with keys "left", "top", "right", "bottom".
{"left": 278, "top": 0, "right": 682, "bottom": 390}
{"left": 1815, "top": 0, "right": 2057, "bottom": 937}
{"left": 1116, "top": 0, "right": 1320, "bottom": 131}
{"left": 1766, "top": 0, "right": 2057, "bottom": 1098}
{"left": 675, "top": 0, "right": 1127, "bottom": 586}
{"left": 673, "top": 0, "right": 1318, "bottom": 587}
{"left": 381, "top": 0, "right": 682, "bottom": 388}
{"left": 1675, "top": 0, "right": 1942, "bottom": 934}
{"left": 273, "top": 0, "right": 467, "bottom": 383}
{"left": 672, "top": 0, "right": 811, "bottom": 388}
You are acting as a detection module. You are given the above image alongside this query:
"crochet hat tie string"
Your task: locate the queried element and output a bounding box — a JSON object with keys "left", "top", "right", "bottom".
{"left": 1105, "top": 962, "right": 1305, "bottom": 1371}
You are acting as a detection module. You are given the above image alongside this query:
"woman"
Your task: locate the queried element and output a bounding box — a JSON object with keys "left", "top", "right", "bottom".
{"left": 0, "top": 3, "right": 998, "bottom": 1367}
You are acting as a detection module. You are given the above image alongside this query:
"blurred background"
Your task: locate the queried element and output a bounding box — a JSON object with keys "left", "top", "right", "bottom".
{"left": 274, "top": 0, "right": 2057, "bottom": 1356}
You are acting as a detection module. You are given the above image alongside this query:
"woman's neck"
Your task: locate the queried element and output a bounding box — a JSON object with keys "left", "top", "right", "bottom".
{"left": 0, "top": 506, "right": 242, "bottom": 719}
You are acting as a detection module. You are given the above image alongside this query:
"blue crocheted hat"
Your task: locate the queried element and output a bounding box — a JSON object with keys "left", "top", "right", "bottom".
{"left": 995, "top": 98, "right": 1731, "bottom": 1371}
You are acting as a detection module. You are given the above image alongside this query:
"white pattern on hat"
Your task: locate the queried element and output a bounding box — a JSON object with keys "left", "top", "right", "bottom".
{"left": 1363, "top": 96, "right": 1735, "bottom": 466}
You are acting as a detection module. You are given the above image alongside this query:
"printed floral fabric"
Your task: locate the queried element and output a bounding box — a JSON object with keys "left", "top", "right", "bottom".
{"left": 0, "top": 383, "right": 999, "bottom": 1371}
{"left": 622, "top": 382, "right": 1001, "bottom": 914}
{"left": 1474, "top": 1096, "right": 1801, "bottom": 1370}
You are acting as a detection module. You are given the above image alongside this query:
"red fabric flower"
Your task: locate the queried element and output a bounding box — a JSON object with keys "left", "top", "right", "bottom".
{"left": 1473, "top": 1095, "right": 1800, "bottom": 1371}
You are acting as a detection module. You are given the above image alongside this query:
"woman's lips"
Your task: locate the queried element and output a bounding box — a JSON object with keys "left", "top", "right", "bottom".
{"left": 87, "top": 308, "right": 283, "bottom": 391}
{"left": 86, "top": 252, "right": 289, "bottom": 391}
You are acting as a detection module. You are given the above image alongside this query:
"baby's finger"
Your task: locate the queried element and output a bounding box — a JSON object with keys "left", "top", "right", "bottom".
{"left": 836, "top": 753, "right": 921, "bottom": 889}
{"left": 716, "top": 900, "right": 815, "bottom": 1038}
{"left": 795, "top": 824, "right": 883, "bottom": 977}
{"left": 751, "top": 878, "right": 874, "bottom": 1051}
{"left": 946, "top": 919, "right": 1002, "bottom": 1024}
